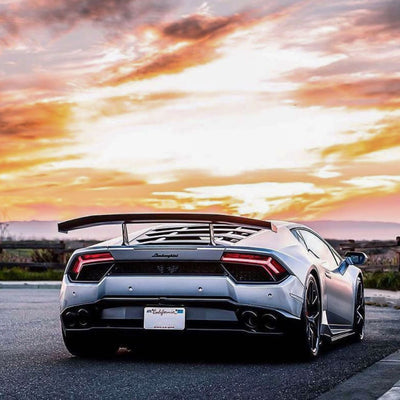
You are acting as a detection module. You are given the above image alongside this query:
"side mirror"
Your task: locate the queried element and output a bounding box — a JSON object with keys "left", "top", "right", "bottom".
{"left": 344, "top": 251, "right": 368, "bottom": 266}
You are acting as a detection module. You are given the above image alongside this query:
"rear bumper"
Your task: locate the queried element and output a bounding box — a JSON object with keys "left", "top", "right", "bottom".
{"left": 60, "top": 274, "right": 305, "bottom": 319}
{"left": 61, "top": 296, "right": 301, "bottom": 339}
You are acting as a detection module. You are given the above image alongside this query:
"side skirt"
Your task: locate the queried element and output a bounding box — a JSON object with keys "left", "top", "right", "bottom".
{"left": 330, "top": 330, "right": 355, "bottom": 342}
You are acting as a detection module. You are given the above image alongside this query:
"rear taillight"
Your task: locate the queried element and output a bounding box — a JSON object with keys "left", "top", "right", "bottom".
{"left": 69, "top": 252, "right": 114, "bottom": 281}
{"left": 221, "top": 252, "right": 288, "bottom": 282}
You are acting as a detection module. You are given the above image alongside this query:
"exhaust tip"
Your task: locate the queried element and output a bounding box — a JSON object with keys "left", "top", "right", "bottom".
{"left": 261, "top": 313, "right": 277, "bottom": 330}
{"left": 64, "top": 311, "right": 77, "bottom": 328}
{"left": 241, "top": 310, "right": 258, "bottom": 329}
{"left": 77, "top": 308, "right": 90, "bottom": 327}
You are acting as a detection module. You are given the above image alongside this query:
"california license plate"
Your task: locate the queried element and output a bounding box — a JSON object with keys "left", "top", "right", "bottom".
{"left": 144, "top": 307, "right": 185, "bottom": 330}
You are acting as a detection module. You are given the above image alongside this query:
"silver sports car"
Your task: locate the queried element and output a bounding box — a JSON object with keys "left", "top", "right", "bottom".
{"left": 58, "top": 213, "right": 366, "bottom": 359}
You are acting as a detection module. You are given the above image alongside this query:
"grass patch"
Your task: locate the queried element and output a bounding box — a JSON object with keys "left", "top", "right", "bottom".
{"left": 0, "top": 267, "right": 63, "bottom": 281}
{"left": 365, "top": 301, "right": 389, "bottom": 307}
{"left": 364, "top": 271, "right": 400, "bottom": 291}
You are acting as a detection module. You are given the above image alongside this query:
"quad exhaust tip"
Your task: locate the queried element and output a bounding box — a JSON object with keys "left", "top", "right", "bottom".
{"left": 64, "top": 311, "right": 77, "bottom": 328}
{"left": 240, "top": 310, "right": 258, "bottom": 329}
{"left": 64, "top": 308, "right": 90, "bottom": 328}
{"left": 240, "top": 310, "right": 278, "bottom": 331}
{"left": 261, "top": 313, "right": 277, "bottom": 330}
{"left": 77, "top": 308, "right": 90, "bottom": 327}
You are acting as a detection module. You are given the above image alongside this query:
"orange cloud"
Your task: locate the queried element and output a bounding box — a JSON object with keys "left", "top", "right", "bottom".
{"left": 0, "top": 1, "right": 399, "bottom": 227}
{"left": 0, "top": 155, "right": 80, "bottom": 175}
{"left": 331, "top": 0, "right": 400, "bottom": 48}
{"left": 0, "top": 0, "right": 175, "bottom": 48}
{"left": 0, "top": 167, "right": 147, "bottom": 220}
{"left": 102, "top": 13, "right": 254, "bottom": 86}
{"left": 144, "top": 175, "right": 400, "bottom": 222}
{"left": 1, "top": 168, "right": 145, "bottom": 193}
{"left": 0, "top": 101, "right": 75, "bottom": 173}
{"left": 84, "top": 92, "right": 189, "bottom": 120}
{"left": 162, "top": 13, "right": 246, "bottom": 41}
{"left": 321, "top": 118, "right": 400, "bottom": 159}
{"left": 0, "top": 101, "right": 72, "bottom": 138}
{"left": 293, "top": 78, "right": 400, "bottom": 110}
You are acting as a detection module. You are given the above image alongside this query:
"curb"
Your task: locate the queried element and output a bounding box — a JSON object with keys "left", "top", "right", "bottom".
{"left": 318, "top": 350, "right": 400, "bottom": 400}
{"left": 378, "top": 378, "right": 400, "bottom": 399}
{"left": 0, "top": 281, "right": 61, "bottom": 289}
{"left": 365, "top": 289, "right": 400, "bottom": 308}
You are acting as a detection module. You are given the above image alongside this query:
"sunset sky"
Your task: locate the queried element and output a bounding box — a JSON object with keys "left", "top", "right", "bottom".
{"left": 0, "top": 0, "right": 399, "bottom": 224}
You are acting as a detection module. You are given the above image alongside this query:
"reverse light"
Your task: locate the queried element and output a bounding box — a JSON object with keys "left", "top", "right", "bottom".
{"left": 221, "top": 252, "right": 288, "bottom": 281}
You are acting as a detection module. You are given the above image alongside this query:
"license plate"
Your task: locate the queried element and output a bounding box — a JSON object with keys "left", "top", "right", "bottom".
{"left": 144, "top": 307, "right": 185, "bottom": 330}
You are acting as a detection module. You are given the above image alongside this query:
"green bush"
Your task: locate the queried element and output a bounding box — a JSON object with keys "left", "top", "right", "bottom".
{"left": 364, "top": 271, "right": 400, "bottom": 291}
{"left": 31, "top": 248, "right": 59, "bottom": 263}
{"left": 0, "top": 267, "right": 63, "bottom": 281}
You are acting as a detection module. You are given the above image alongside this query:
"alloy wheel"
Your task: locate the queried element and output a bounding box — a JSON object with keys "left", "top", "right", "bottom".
{"left": 354, "top": 279, "right": 365, "bottom": 340}
{"left": 305, "top": 276, "right": 321, "bottom": 355}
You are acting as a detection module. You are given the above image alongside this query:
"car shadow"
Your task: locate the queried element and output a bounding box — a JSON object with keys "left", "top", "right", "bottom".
{"left": 58, "top": 335, "right": 361, "bottom": 365}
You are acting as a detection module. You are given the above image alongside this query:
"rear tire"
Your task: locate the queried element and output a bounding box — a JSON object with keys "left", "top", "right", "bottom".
{"left": 62, "top": 331, "right": 119, "bottom": 357}
{"left": 295, "top": 274, "right": 321, "bottom": 360}
{"left": 353, "top": 277, "right": 365, "bottom": 342}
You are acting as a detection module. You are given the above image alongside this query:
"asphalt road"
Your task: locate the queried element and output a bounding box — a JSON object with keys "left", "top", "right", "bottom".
{"left": 1, "top": 289, "right": 400, "bottom": 400}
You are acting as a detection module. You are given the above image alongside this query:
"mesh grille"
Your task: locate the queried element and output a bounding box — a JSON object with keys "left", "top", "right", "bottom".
{"left": 73, "top": 262, "right": 114, "bottom": 281}
{"left": 111, "top": 261, "right": 225, "bottom": 276}
{"left": 133, "top": 224, "right": 262, "bottom": 245}
{"left": 222, "top": 263, "right": 273, "bottom": 282}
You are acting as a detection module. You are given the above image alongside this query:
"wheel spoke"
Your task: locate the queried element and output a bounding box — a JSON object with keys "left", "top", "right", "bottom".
{"left": 307, "top": 284, "right": 313, "bottom": 306}
{"left": 312, "top": 293, "right": 318, "bottom": 305}
{"left": 307, "top": 311, "right": 320, "bottom": 324}
{"left": 308, "top": 325, "right": 314, "bottom": 345}
{"left": 357, "top": 310, "right": 364, "bottom": 324}
{"left": 354, "top": 282, "right": 365, "bottom": 339}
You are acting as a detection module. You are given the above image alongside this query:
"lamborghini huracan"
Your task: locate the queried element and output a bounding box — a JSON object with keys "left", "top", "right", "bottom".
{"left": 58, "top": 213, "right": 366, "bottom": 359}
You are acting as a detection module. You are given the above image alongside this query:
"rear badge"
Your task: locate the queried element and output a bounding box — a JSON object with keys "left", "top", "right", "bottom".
{"left": 152, "top": 253, "right": 178, "bottom": 258}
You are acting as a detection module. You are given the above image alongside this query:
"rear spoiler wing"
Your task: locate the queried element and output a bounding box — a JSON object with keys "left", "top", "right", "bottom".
{"left": 58, "top": 213, "right": 277, "bottom": 246}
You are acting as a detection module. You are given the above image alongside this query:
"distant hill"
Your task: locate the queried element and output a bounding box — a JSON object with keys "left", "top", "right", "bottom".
{"left": 1, "top": 219, "right": 399, "bottom": 241}
{"left": 301, "top": 220, "right": 400, "bottom": 241}
{"left": 0, "top": 221, "right": 121, "bottom": 241}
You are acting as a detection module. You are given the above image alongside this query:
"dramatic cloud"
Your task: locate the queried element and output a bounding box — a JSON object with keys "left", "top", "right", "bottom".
{"left": 0, "top": 102, "right": 72, "bottom": 138}
{"left": 0, "top": 0, "right": 399, "bottom": 229}
{"left": 0, "top": 0, "right": 176, "bottom": 47}
{"left": 0, "top": 101, "right": 76, "bottom": 173}
{"left": 340, "top": 0, "right": 400, "bottom": 42}
{"left": 101, "top": 13, "right": 258, "bottom": 86}
{"left": 162, "top": 13, "right": 246, "bottom": 40}
{"left": 144, "top": 176, "right": 400, "bottom": 221}
{"left": 321, "top": 118, "right": 400, "bottom": 159}
{"left": 292, "top": 78, "right": 400, "bottom": 109}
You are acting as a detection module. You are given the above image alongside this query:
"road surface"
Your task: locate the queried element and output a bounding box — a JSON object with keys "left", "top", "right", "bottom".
{"left": 1, "top": 289, "right": 400, "bottom": 399}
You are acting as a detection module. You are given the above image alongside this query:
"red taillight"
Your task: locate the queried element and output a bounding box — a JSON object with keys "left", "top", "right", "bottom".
{"left": 71, "top": 252, "right": 114, "bottom": 275}
{"left": 221, "top": 252, "right": 287, "bottom": 280}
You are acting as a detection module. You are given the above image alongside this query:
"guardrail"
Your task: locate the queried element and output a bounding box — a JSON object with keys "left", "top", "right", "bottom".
{"left": 339, "top": 237, "right": 400, "bottom": 272}
{"left": 0, "top": 240, "right": 98, "bottom": 270}
{"left": 0, "top": 238, "right": 399, "bottom": 272}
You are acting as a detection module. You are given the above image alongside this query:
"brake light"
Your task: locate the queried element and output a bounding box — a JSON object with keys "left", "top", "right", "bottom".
{"left": 71, "top": 252, "right": 114, "bottom": 275}
{"left": 221, "top": 252, "right": 287, "bottom": 280}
